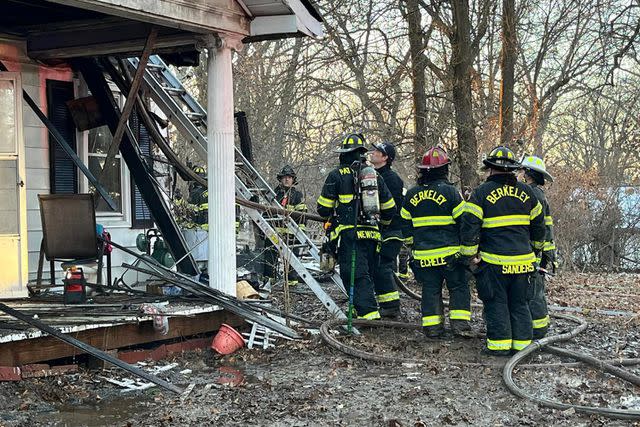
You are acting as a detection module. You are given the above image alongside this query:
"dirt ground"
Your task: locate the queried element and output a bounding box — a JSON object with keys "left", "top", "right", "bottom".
{"left": 0, "top": 272, "right": 639, "bottom": 427}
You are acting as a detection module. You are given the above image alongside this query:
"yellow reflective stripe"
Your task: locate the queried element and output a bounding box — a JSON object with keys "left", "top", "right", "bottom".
{"left": 377, "top": 291, "right": 400, "bottom": 303}
{"left": 452, "top": 201, "right": 465, "bottom": 219}
{"left": 531, "top": 240, "right": 544, "bottom": 250}
{"left": 543, "top": 242, "right": 556, "bottom": 251}
{"left": 464, "top": 202, "right": 483, "bottom": 219}
{"left": 544, "top": 216, "right": 553, "bottom": 226}
{"left": 532, "top": 315, "right": 550, "bottom": 329}
{"left": 339, "top": 194, "right": 354, "bottom": 204}
{"left": 413, "top": 246, "right": 460, "bottom": 260}
{"left": 294, "top": 203, "right": 307, "bottom": 211}
{"left": 482, "top": 215, "right": 530, "bottom": 228}
{"left": 535, "top": 256, "right": 541, "bottom": 264}
{"left": 359, "top": 310, "right": 381, "bottom": 320}
{"left": 480, "top": 251, "right": 536, "bottom": 266}
{"left": 512, "top": 340, "right": 532, "bottom": 350}
{"left": 379, "top": 219, "right": 391, "bottom": 226}
{"left": 404, "top": 236, "right": 414, "bottom": 245}
{"left": 450, "top": 310, "right": 471, "bottom": 321}
{"left": 199, "top": 203, "right": 208, "bottom": 210}
{"left": 530, "top": 201, "right": 543, "bottom": 219}
{"left": 329, "top": 224, "right": 354, "bottom": 241}
{"left": 412, "top": 216, "right": 455, "bottom": 227}
{"left": 460, "top": 244, "right": 478, "bottom": 256}
{"left": 422, "top": 315, "right": 444, "bottom": 327}
{"left": 383, "top": 236, "right": 403, "bottom": 243}
{"left": 400, "top": 207, "right": 412, "bottom": 220}
{"left": 487, "top": 339, "right": 512, "bottom": 350}
{"left": 318, "top": 195, "right": 336, "bottom": 208}
{"left": 381, "top": 198, "right": 396, "bottom": 210}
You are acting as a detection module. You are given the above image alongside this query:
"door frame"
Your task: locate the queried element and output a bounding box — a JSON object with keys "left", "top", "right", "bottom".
{"left": 0, "top": 72, "right": 27, "bottom": 298}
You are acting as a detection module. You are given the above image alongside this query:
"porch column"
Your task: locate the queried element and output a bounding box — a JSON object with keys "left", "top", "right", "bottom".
{"left": 206, "top": 35, "right": 241, "bottom": 295}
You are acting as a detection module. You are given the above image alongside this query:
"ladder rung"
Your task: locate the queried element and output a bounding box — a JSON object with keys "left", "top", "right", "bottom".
{"left": 165, "top": 87, "right": 186, "bottom": 94}
{"left": 147, "top": 63, "right": 165, "bottom": 70}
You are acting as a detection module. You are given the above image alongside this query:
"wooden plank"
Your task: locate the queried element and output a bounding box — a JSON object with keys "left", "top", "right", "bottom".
{"left": 0, "top": 310, "right": 241, "bottom": 365}
{"left": 95, "top": 27, "right": 157, "bottom": 209}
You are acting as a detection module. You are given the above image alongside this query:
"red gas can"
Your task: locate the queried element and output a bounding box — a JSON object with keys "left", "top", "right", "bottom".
{"left": 63, "top": 267, "right": 87, "bottom": 304}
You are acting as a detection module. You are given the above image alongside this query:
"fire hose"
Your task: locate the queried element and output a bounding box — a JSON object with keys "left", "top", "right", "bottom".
{"left": 319, "top": 313, "right": 640, "bottom": 420}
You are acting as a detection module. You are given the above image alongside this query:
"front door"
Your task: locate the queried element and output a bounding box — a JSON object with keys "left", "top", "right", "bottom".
{"left": 0, "top": 73, "right": 27, "bottom": 298}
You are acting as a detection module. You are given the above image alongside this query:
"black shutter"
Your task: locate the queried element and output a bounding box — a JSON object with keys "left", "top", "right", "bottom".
{"left": 47, "top": 80, "right": 77, "bottom": 194}
{"left": 130, "top": 110, "right": 154, "bottom": 229}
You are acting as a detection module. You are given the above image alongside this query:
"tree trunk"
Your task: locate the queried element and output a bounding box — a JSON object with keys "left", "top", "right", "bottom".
{"left": 499, "top": 0, "right": 516, "bottom": 147}
{"left": 451, "top": 0, "right": 479, "bottom": 189}
{"left": 404, "top": 0, "right": 428, "bottom": 160}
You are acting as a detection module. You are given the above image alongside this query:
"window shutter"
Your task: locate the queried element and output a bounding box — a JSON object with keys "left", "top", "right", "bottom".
{"left": 130, "top": 110, "right": 154, "bottom": 229}
{"left": 47, "top": 80, "right": 78, "bottom": 194}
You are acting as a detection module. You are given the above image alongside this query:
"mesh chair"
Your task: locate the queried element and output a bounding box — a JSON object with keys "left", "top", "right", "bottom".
{"left": 36, "top": 194, "right": 110, "bottom": 287}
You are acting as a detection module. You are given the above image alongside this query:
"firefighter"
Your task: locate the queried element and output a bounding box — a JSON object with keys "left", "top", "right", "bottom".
{"left": 317, "top": 133, "right": 396, "bottom": 320}
{"left": 400, "top": 147, "right": 471, "bottom": 338}
{"left": 460, "top": 146, "right": 546, "bottom": 356}
{"left": 264, "top": 165, "right": 307, "bottom": 286}
{"left": 519, "top": 155, "right": 556, "bottom": 339}
{"left": 369, "top": 142, "right": 404, "bottom": 318}
{"left": 188, "top": 166, "right": 208, "bottom": 230}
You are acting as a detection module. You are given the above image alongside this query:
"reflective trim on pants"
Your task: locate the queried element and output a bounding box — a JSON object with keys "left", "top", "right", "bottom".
{"left": 359, "top": 310, "right": 381, "bottom": 320}
{"left": 512, "top": 339, "right": 532, "bottom": 351}
{"left": 449, "top": 309, "right": 471, "bottom": 321}
{"left": 487, "top": 339, "right": 512, "bottom": 351}
{"left": 376, "top": 291, "right": 400, "bottom": 303}
{"left": 532, "top": 315, "right": 550, "bottom": 329}
{"left": 422, "top": 315, "right": 443, "bottom": 327}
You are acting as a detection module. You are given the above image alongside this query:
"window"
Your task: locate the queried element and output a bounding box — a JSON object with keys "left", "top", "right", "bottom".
{"left": 46, "top": 80, "right": 78, "bottom": 194}
{"left": 87, "top": 125, "right": 122, "bottom": 214}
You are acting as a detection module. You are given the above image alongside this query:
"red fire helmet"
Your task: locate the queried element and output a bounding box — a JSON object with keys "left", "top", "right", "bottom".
{"left": 418, "top": 146, "right": 450, "bottom": 169}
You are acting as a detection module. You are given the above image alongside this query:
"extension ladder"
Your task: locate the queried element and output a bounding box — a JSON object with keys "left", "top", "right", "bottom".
{"left": 126, "top": 55, "right": 349, "bottom": 321}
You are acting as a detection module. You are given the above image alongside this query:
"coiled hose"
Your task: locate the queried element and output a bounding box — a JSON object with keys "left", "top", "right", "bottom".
{"left": 320, "top": 313, "right": 640, "bottom": 420}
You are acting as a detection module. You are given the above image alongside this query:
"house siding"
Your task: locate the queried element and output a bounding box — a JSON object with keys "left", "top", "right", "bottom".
{"left": 1, "top": 37, "right": 146, "bottom": 290}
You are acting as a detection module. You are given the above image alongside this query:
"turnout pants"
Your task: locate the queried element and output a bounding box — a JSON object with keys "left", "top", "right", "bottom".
{"left": 412, "top": 261, "right": 471, "bottom": 332}
{"left": 338, "top": 231, "right": 380, "bottom": 319}
{"left": 475, "top": 263, "right": 533, "bottom": 353}
{"left": 373, "top": 238, "right": 402, "bottom": 311}
{"left": 529, "top": 272, "right": 549, "bottom": 339}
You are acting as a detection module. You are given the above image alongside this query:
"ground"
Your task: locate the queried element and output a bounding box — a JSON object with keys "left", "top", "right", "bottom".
{"left": 0, "top": 272, "right": 638, "bottom": 427}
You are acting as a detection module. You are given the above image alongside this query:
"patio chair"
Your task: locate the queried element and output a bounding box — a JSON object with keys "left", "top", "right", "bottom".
{"left": 36, "top": 194, "right": 111, "bottom": 288}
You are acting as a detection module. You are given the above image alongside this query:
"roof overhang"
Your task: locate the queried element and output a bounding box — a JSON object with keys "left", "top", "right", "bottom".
{"left": 239, "top": 0, "right": 324, "bottom": 42}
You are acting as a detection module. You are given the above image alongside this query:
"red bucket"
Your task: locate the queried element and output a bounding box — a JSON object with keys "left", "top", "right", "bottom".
{"left": 211, "top": 324, "right": 245, "bottom": 355}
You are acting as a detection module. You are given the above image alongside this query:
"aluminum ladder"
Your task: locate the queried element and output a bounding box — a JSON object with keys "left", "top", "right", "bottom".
{"left": 126, "top": 55, "right": 350, "bottom": 322}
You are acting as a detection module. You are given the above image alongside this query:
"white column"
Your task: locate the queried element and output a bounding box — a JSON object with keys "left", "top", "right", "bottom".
{"left": 207, "top": 35, "right": 240, "bottom": 296}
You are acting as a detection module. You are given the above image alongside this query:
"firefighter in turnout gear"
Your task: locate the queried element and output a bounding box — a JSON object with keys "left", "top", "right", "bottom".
{"left": 188, "top": 166, "right": 209, "bottom": 230}
{"left": 263, "top": 165, "right": 307, "bottom": 286}
{"left": 400, "top": 147, "right": 471, "bottom": 338}
{"left": 369, "top": 142, "right": 404, "bottom": 318}
{"left": 519, "top": 155, "right": 556, "bottom": 339}
{"left": 460, "top": 146, "right": 546, "bottom": 356}
{"left": 317, "top": 133, "right": 396, "bottom": 320}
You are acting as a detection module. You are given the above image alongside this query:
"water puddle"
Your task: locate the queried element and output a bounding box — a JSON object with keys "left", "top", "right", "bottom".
{"left": 35, "top": 396, "right": 151, "bottom": 427}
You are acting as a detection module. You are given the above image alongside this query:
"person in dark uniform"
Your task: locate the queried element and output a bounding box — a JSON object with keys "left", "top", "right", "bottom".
{"left": 519, "top": 155, "right": 556, "bottom": 339}
{"left": 317, "top": 133, "right": 396, "bottom": 320}
{"left": 369, "top": 142, "right": 404, "bottom": 318}
{"left": 262, "top": 165, "right": 307, "bottom": 286}
{"left": 460, "top": 146, "right": 546, "bottom": 356}
{"left": 400, "top": 147, "right": 471, "bottom": 337}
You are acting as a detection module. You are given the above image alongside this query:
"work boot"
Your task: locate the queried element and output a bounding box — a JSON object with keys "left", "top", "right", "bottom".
{"left": 423, "top": 325, "right": 445, "bottom": 339}
{"left": 533, "top": 327, "right": 548, "bottom": 340}
{"left": 450, "top": 320, "right": 474, "bottom": 338}
{"left": 379, "top": 306, "right": 401, "bottom": 319}
{"left": 481, "top": 347, "right": 512, "bottom": 357}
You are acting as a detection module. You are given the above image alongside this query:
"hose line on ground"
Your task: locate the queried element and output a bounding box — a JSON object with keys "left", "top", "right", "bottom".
{"left": 320, "top": 314, "right": 640, "bottom": 420}
{"left": 503, "top": 313, "right": 640, "bottom": 420}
